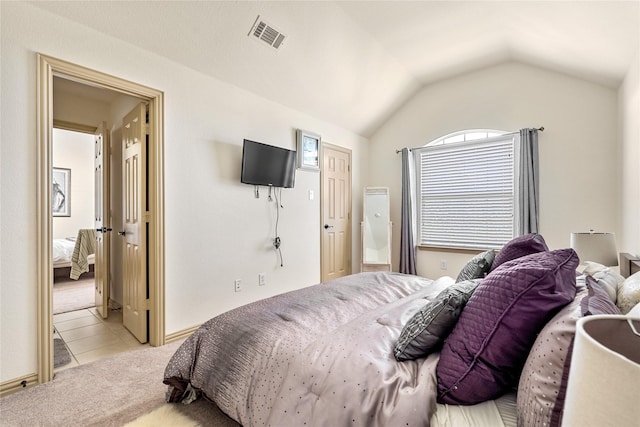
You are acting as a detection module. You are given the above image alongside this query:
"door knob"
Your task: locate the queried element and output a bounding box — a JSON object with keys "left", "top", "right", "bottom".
{"left": 118, "top": 231, "right": 126, "bottom": 236}
{"left": 96, "top": 227, "right": 113, "bottom": 233}
{"left": 324, "top": 224, "right": 333, "bottom": 229}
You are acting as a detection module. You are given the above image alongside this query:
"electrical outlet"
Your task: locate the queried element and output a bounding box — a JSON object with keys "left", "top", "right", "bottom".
{"left": 234, "top": 279, "right": 242, "bottom": 292}
{"left": 440, "top": 260, "right": 447, "bottom": 270}
{"left": 258, "top": 273, "right": 266, "bottom": 286}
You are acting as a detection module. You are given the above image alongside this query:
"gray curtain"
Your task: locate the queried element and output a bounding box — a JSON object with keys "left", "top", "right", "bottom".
{"left": 517, "top": 128, "right": 540, "bottom": 235}
{"left": 400, "top": 148, "right": 417, "bottom": 275}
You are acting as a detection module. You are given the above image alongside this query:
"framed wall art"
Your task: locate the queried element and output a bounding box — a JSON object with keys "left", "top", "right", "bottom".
{"left": 52, "top": 167, "right": 70, "bottom": 217}
{"left": 296, "top": 129, "right": 321, "bottom": 171}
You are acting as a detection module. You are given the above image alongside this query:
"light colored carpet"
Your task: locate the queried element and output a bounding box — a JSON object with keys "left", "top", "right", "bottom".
{"left": 0, "top": 340, "right": 241, "bottom": 427}
{"left": 53, "top": 277, "right": 95, "bottom": 314}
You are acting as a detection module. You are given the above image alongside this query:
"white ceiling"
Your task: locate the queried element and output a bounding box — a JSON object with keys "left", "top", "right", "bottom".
{"left": 31, "top": 1, "right": 640, "bottom": 137}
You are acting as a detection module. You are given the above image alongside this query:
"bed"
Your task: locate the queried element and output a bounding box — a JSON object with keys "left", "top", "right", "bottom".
{"left": 164, "top": 234, "right": 640, "bottom": 427}
{"left": 53, "top": 231, "right": 96, "bottom": 281}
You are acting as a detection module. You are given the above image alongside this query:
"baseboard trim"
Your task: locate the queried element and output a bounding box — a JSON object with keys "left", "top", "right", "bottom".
{"left": 0, "top": 373, "right": 39, "bottom": 397}
{"left": 165, "top": 325, "right": 200, "bottom": 343}
{"left": 1, "top": 327, "right": 200, "bottom": 396}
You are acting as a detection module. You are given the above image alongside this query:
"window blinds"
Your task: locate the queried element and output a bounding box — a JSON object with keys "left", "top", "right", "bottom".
{"left": 416, "top": 136, "right": 515, "bottom": 249}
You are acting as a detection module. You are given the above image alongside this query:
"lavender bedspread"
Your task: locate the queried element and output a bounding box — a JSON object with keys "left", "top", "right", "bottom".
{"left": 164, "top": 272, "right": 452, "bottom": 427}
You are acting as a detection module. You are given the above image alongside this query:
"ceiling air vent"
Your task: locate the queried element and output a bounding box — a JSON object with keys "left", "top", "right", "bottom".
{"left": 249, "top": 15, "right": 286, "bottom": 50}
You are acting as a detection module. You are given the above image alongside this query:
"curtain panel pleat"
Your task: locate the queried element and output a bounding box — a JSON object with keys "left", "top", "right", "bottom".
{"left": 400, "top": 148, "right": 417, "bottom": 275}
{"left": 517, "top": 128, "right": 540, "bottom": 235}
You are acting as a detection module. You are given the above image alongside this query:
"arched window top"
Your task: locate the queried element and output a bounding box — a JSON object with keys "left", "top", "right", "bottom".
{"left": 415, "top": 128, "right": 515, "bottom": 249}
{"left": 426, "top": 129, "right": 508, "bottom": 147}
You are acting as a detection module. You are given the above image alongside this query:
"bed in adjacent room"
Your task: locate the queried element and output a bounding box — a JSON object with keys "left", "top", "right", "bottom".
{"left": 52, "top": 231, "right": 96, "bottom": 282}
{"left": 163, "top": 235, "right": 640, "bottom": 427}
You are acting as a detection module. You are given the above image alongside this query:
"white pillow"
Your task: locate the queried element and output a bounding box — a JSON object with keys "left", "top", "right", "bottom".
{"left": 617, "top": 271, "right": 640, "bottom": 314}
{"left": 627, "top": 302, "right": 640, "bottom": 318}
{"left": 584, "top": 268, "right": 624, "bottom": 303}
{"left": 582, "top": 261, "right": 608, "bottom": 276}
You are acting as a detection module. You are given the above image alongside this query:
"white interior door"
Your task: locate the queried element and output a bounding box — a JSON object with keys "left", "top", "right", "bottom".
{"left": 122, "top": 103, "right": 148, "bottom": 343}
{"left": 321, "top": 144, "right": 352, "bottom": 282}
{"left": 94, "top": 122, "right": 110, "bottom": 318}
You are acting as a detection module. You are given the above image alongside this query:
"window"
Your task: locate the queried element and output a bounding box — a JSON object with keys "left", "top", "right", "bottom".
{"left": 414, "top": 130, "right": 516, "bottom": 250}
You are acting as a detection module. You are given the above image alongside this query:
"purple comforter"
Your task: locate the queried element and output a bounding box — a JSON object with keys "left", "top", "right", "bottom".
{"left": 164, "top": 272, "right": 451, "bottom": 426}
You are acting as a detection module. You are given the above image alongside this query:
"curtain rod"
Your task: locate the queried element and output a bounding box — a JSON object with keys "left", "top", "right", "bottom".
{"left": 395, "top": 126, "right": 544, "bottom": 154}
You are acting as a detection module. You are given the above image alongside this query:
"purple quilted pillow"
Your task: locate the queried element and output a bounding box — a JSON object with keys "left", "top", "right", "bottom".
{"left": 490, "top": 233, "right": 548, "bottom": 272}
{"left": 436, "top": 248, "right": 578, "bottom": 405}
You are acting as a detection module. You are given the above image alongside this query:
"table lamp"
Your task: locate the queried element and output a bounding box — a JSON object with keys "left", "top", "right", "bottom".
{"left": 562, "top": 315, "right": 640, "bottom": 426}
{"left": 570, "top": 230, "right": 618, "bottom": 267}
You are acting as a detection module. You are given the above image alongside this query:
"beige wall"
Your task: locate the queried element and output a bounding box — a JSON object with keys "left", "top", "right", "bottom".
{"left": 619, "top": 52, "right": 640, "bottom": 255}
{"left": 0, "top": 2, "right": 367, "bottom": 382}
{"left": 368, "top": 62, "right": 620, "bottom": 279}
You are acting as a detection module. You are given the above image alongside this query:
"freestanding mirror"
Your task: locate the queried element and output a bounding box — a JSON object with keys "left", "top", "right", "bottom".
{"left": 361, "top": 187, "right": 392, "bottom": 272}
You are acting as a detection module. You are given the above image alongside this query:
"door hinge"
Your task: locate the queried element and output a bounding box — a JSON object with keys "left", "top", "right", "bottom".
{"left": 145, "top": 299, "right": 151, "bottom": 310}
{"left": 144, "top": 123, "right": 150, "bottom": 135}
{"left": 144, "top": 211, "right": 151, "bottom": 223}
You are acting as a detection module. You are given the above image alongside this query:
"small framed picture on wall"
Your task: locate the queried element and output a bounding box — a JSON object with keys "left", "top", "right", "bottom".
{"left": 52, "top": 167, "right": 71, "bottom": 217}
{"left": 296, "top": 129, "right": 321, "bottom": 171}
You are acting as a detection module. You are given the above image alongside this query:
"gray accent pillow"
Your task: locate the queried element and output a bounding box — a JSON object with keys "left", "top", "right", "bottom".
{"left": 394, "top": 279, "right": 480, "bottom": 361}
{"left": 456, "top": 250, "right": 496, "bottom": 282}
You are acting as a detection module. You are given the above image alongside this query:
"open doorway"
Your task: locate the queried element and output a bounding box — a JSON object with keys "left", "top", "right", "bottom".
{"left": 50, "top": 127, "right": 144, "bottom": 371}
{"left": 37, "top": 54, "right": 166, "bottom": 384}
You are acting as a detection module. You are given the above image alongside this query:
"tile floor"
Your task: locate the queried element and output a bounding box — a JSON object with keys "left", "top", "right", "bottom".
{"left": 53, "top": 307, "right": 147, "bottom": 372}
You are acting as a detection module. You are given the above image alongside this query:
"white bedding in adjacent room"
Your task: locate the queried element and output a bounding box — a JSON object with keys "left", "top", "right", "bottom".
{"left": 53, "top": 238, "right": 75, "bottom": 267}
{"left": 53, "top": 237, "right": 94, "bottom": 268}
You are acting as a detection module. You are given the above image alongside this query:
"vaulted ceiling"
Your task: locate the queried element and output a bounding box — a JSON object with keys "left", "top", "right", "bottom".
{"left": 31, "top": 1, "right": 640, "bottom": 137}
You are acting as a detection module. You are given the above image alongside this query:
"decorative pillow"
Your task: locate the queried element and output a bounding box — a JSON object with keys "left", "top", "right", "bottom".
{"left": 394, "top": 280, "right": 479, "bottom": 361}
{"left": 490, "top": 233, "right": 548, "bottom": 272}
{"left": 517, "top": 276, "right": 620, "bottom": 427}
{"left": 456, "top": 250, "right": 495, "bottom": 282}
{"left": 582, "top": 276, "right": 621, "bottom": 316}
{"left": 582, "top": 261, "right": 607, "bottom": 276}
{"left": 436, "top": 248, "right": 578, "bottom": 405}
{"left": 584, "top": 268, "right": 624, "bottom": 303}
{"left": 617, "top": 271, "right": 640, "bottom": 314}
{"left": 628, "top": 302, "right": 640, "bottom": 317}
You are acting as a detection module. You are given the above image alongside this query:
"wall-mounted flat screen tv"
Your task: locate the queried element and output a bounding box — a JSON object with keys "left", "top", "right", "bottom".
{"left": 241, "top": 139, "right": 296, "bottom": 188}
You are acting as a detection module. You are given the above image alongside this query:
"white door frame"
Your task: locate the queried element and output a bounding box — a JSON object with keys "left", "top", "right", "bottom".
{"left": 36, "top": 54, "right": 165, "bottom": 383}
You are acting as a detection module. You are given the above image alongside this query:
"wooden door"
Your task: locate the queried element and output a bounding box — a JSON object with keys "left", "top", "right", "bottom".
{"left": 321, "top": 144, "right": 352, "bottom": 282}
{"left": 94, "top": 122, "right": 110, "bottom": 318}
{"left": 122, "top": 103, "right": 148, "bottom": 343}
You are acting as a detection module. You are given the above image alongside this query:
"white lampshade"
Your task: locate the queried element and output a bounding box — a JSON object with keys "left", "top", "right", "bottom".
{"left": 562, "top": 315, "right": 640, "bottom": 426}
{"left": 570, "top": 231, "right": 618, "bottom": 266}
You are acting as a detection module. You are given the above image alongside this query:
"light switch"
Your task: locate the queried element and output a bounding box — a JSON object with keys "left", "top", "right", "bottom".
{"left": 309, "top": 190, "right": 314, "bottom": 200}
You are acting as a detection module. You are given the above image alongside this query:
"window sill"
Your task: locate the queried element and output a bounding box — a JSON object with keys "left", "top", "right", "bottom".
{"left": 417, "top": 245, "right": 485, "bottom": 255}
